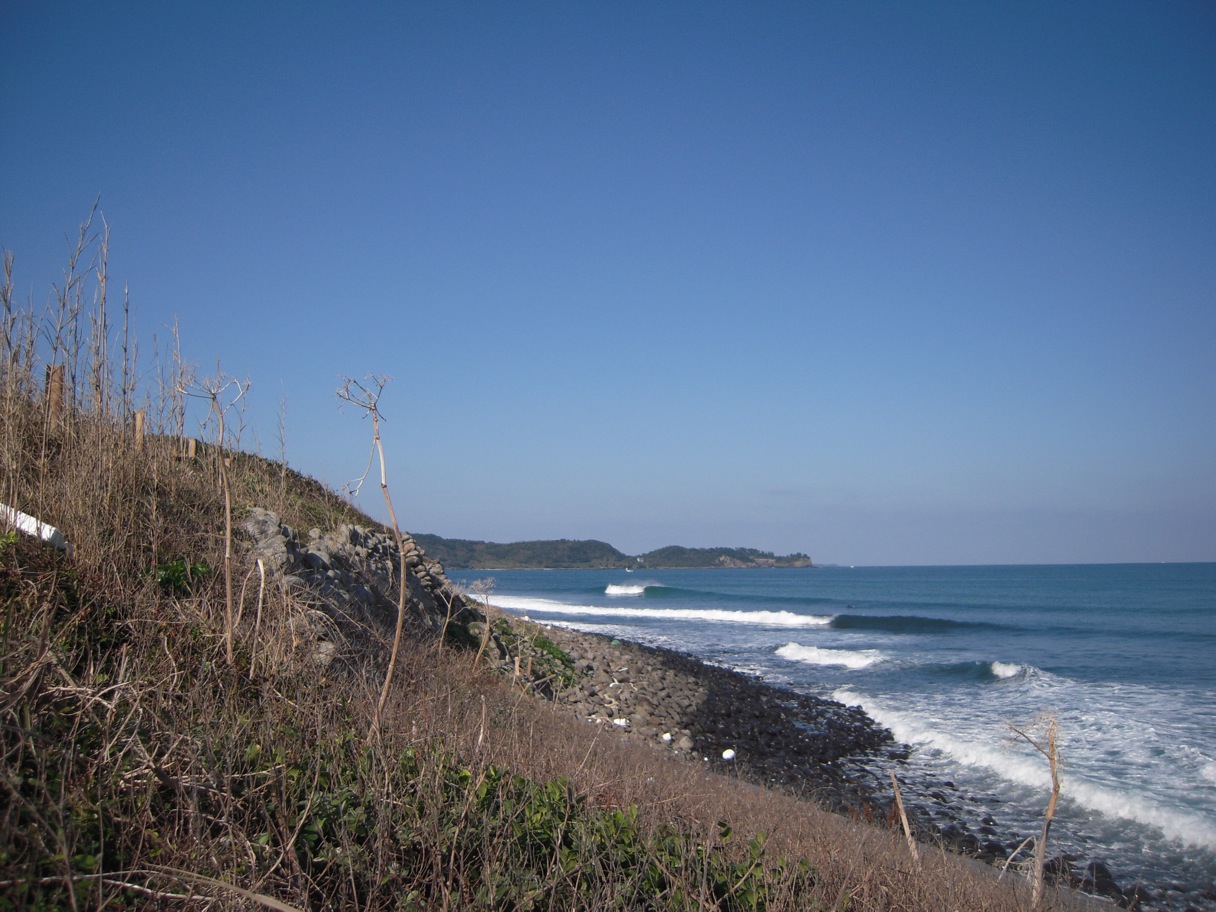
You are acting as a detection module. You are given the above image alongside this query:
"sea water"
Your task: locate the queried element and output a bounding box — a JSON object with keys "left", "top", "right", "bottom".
{"left": 449, "top": 563, "right": 1216, "bottom": 906}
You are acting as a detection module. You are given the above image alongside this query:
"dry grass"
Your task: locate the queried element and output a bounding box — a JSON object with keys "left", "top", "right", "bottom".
{"left": 0, "top": 216, "right": 1100, "bottom": 910}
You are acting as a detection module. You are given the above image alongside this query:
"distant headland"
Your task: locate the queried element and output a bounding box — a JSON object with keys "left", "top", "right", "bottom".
{"left": 412, "top": 534, "right": 813, "bottom": 570}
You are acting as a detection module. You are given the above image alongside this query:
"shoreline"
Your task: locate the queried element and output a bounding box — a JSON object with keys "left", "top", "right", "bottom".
{"left": 489, "top": 613, "right": 1185, "bottom": 912}
{"left": 533, "top": 622, "right": 901, "bottom": 812}
{"left": 492, "top": 616, "right": 975, "bottom": 837}
{"left": 237, "top": 511, "right": 1206, "bottom": 912}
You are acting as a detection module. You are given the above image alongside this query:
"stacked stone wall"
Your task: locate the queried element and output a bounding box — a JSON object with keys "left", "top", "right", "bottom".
{"left": 243, "top": 507, "right": 469, "bottom": 665}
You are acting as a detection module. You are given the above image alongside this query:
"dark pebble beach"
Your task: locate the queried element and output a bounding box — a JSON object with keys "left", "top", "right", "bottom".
{"left": 537, "top": 624, "right": 901, "bottom": 811}
{"left": 487, "top": 618, "right": 1189, "bottom": 912}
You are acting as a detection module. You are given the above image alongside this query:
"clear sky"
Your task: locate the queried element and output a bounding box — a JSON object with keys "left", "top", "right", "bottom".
{"left": 4, "top": 1, "right": 1214, "bottom": 565}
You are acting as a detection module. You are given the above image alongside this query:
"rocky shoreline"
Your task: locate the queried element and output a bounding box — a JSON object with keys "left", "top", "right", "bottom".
{"left": 485, "top": 619, "right": 967, "bottom": 823}
{"left": 507, "top": 621, "right": 902, "bottom": 812}
{"left": 239, "top": 508, "right": 915, "bottom": 817}
{"left": 241, "top": 509, "right": 1203, "bottom": 912}
{"left": 484, "top": 616, "right": 1206, "bottom": 911}
{"left": 496, "top": 617, "right": 1196, "bottom": 909}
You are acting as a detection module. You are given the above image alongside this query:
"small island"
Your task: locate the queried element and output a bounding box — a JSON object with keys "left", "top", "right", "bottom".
{"left": 412, "top": 534, "right": 813, "bottom": 570}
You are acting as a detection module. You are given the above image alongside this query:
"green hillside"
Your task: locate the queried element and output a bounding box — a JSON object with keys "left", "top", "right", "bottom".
{"left": 416, "top": 536, "right": 813, "bottom": 570}
{"left": 413, "top": 535, "right": 631, "bottom": 569}
{"left": 639, "top": 546, "right": 813, "bottom": 569}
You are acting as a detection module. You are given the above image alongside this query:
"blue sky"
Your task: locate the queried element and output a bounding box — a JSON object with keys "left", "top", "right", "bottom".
{"left": 4, "top": 1, "right": 1214, "bottom": 565}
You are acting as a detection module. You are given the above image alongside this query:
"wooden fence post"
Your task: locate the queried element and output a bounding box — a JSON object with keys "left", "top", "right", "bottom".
{"left": 45, "top": 364, "right": 65, "bottom": 431}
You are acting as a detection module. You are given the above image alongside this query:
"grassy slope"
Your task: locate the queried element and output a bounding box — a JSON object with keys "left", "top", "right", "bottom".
{"left": 0, "top": 236, "right": 1089, "bottom": 911}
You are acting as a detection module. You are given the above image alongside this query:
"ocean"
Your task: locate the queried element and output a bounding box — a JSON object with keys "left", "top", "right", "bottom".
{"left": 449, "top": 563, "right": 1216, "bottom": 907}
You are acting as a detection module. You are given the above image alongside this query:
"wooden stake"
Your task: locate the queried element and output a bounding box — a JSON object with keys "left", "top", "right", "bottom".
{"left": 890, "top": 771, "right": 921, "bottom": 870}
{"left": 46, "top": 364, "right": 65, "bottom": 430}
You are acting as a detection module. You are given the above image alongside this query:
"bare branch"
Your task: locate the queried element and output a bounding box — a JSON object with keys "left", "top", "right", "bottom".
{"left": 337, "top": 374, "right": 409, "bottom": 734}
{"left": 1008, "top": 714, "right": 1062, "bottom": 912}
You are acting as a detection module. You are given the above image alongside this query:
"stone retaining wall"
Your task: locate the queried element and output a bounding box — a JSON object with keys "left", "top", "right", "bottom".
{"left": 243, "top": 507, "right": 471, "bottom": 665}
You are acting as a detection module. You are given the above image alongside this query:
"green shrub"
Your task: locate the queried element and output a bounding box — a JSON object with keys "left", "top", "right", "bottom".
{"left": 155, "top": 558, "right": 210, "bottom": 595}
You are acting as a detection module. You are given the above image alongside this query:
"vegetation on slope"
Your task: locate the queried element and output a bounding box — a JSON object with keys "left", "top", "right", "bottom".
{"left": 0, "top": 218, "right": 1079, "bottom": 911}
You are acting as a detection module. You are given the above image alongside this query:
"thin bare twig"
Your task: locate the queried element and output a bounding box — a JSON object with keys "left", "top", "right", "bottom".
{"left": 890, "top": 771, "right": 921, "bottom": 871}
{"left": 180, "top": 372, "right": 249, "bottom": 665}
{"left": 1009, "top": 715, "right": 1061, "bottom": 912}
{"left": 338, "top": 375, "right": 409, "bottom": 729}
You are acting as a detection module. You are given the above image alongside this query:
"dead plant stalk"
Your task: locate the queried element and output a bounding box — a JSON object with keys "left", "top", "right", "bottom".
{"left": 181, "top": 373, "right": 249, "bottom": 665}
{"left": 337, "top": 375, "right": 408, "bottom": 725}
{"left": 1010, "top": 715, "right": 1061, "bottom": 912}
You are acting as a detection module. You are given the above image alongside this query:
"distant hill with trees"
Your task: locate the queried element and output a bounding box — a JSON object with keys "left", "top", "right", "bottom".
{"left": 411, "top": 536, "right": 630, "bottom": 569}
{"left": 638, "top": 546, "right": 812, "bottom": 569}
{"left": 413, "top": 535, "right": 812, "bottom": 570}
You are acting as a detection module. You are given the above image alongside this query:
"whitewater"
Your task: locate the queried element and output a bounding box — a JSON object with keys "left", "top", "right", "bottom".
{"left": 451, "top": 563, "right": 1216, "bottom": 909}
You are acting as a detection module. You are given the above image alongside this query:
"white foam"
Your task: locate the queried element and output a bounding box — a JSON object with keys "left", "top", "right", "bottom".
{"left": 833, "top": 688, "right": 1216, "bottom": 851}
{"left": 542, "top": 620, "right": 635, "bottom": 635}
{"left": 1202, "top": 760, "right": 1216, "bottom": 786}
{"left": 1066, "top": 777, "right": 1216, "bottom": 850}
{"left": 991, "top": 661, "right": 1025, "bottom": 679}
{"left": 489, "top": 595, "right": 832, "bottom": 627}
{"left": 605, "top": 584, "right": 647, "bottom": 596}
{"left": 776, "top": 643, "right": 883, "bottom": 669}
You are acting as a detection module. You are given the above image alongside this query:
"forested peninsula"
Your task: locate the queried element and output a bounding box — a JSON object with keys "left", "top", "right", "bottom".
{"left": 412, "top": 534, "right": 813, "bottom": 570}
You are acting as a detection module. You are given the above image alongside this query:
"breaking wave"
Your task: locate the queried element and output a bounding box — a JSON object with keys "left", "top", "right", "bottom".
{"left": 776, "top": 643, "right": 884, "bottom": 669}
{"left": 990, "top": 661, "right": 1025, "bottom": 679}
{"left": 605, "top": 583, "right": 649, "bottom": 596}
{"left": 833, "top": 688, "right": 1216, "bottom": 851}
{"left": 490, "top": 594, "right": 833, "bottom": 628}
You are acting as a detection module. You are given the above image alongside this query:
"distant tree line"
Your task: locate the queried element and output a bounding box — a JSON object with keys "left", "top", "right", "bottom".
{"left": 413, "top": 535, "right": 812, "bottom": 570}
{"left": 412, "top": 536, "right": 629, "bottom": 569}
{"left": 640, "top": 546, "right": 812, "bottom": 569}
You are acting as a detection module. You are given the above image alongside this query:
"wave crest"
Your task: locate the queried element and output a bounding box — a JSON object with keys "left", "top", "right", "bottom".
{"left": 990, "top": 661, "right": 1025, "bottom": 679}
{"left": 830, "top": 613, "right": 998, "bottom": 634}
{"left": 605, "top": 583, "right": 649, "bottom": 596}
{"left": 489, "top": 595, "right": 832, "bottom": 627}
{"left": 833, "top": 688, "right": 1216, "bottom": 851}
{"left": 777, "top": 643, "right": 883, "bottom": 669}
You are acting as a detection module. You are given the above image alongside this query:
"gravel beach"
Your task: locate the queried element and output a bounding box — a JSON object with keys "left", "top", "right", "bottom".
{"left": 484, "top": 617, "right": 1188, "bottom": 910}
{"left": 486, "top": 617, "right": 905, "bottom": 814}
